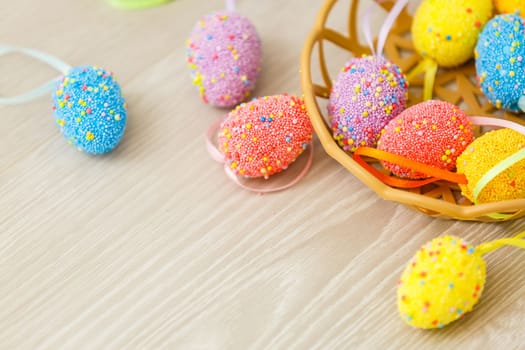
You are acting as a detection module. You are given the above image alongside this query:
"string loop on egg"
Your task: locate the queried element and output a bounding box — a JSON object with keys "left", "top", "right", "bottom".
{"left": 0, "top": 45, "right": 71, "bottom": 105}
{"left": 225, "top": 0, "right": 236, "bottom": 12}
{"left": 405, "top": 57, "right": 437, "bottom": 101}
{"left": 477, "top": 231, "right": 525, "bottom": 255}
{"left": 108, "top": 0, "right": 174, "bottom": 9}
{"left": 362, "top": 0, "right": 409, "bottom": 57}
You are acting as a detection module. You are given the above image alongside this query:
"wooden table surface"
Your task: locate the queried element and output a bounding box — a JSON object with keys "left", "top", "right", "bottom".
{"left": 2, "top": 0, "right": 525, "bottom": 348}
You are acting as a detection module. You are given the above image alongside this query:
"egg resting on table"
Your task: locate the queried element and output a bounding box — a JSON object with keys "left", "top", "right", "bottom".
{"left": 377, "top": 100, "right": 474, "bottom": 179}
{"left": 328, "top": 55, "right": 408, "bottom": 151}
{"left": 397, "top": 235, "right": 486, "bottom": 329}
{"left": 456, "top": 128, "right": 525, "bottom": 203}
{"left": 52, "top": 66, "right": 127, "bottom": 155}
{"left": 186, "top": 11, "right": 262, "bottom": 108}
{"left": 475, "top": 13, "right": 525, "bottom": 112}
{"left": 412, "top": 0, "right": 493, "bottom": 67}
{"left": 217, "top": 95, "right": 313, "bottom": 179}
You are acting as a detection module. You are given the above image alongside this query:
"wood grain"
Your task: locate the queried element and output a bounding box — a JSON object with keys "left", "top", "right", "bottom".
{"left": 1, "top": 0, "right": 525, "bottom": 349}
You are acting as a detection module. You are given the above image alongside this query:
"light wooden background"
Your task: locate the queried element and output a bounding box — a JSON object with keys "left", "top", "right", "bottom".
{"left": 2, "top": 0, "right": 525, "bottom": 349}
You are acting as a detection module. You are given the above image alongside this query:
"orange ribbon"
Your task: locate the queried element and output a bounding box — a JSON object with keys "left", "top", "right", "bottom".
{"left": 353, "top": 147, "right": 467, "bottom": 189}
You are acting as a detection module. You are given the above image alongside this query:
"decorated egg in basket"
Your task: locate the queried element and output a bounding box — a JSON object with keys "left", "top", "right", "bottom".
{"left": 475, "top": 13, "right": 525, "bottom": 112}
{"left": 457, "top": 128, "right": 525, "bottom": 203}
{"left": 412, "top": 0, "right": 493, "bottom": 68}
{"left": 377, "top": 100, "right": 474, "bottom": 179}
{"left": 329, "top": 55, "right": 408, "bottom": 152}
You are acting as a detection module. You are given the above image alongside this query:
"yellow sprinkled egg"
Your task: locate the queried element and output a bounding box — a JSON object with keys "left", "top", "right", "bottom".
{"left": 397, "top": 235, "right": 486, "bottom": 329}
{"left": 457, "top": 128, "right": 525, "bottom": 203}
{"left": 494, "top": 0, "right": 525, "bottom": 14}
{"left": 412, "top": 0, "right": 493, "bottom": 67}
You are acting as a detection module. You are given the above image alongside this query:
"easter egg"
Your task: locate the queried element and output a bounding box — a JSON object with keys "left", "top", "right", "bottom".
{"left": 457, "top": 128, "right": 525, "bottom": 203}
{"left": 328, "top": 55, "right": 408, "bottom": 151}
{"left": 397, "top": 235, "right": 486, "bottom": 329}
{"left": 217, "top": 95, "right": 313, "bottom": 178}
{"left": 52, "top": 66, "right": 127, "bottom": 154}
{"left": 412, "top": 0, "right": 493, "bottom": 67}
{"left": 186, "top": 11, "right": 262, "bottom": 108}
{"left": 475, "top": 13, "right": 525, "bottom": 112}
{"left": 494, "top": 0, "right": 525, "bottom": 14}
{"left": 377, "top": 100, "right": 474, "bottom": 179}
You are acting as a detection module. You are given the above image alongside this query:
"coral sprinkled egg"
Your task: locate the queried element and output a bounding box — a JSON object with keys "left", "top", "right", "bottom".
{"left": 397, "top": 235, "right": 486, "bottom": 329}
{"left": 328, "top": 55, "right": 408, "bottom": 151}
{"left": 412, "top": 0, "right": 493, "bottom": 67}
{"left": 377, "top": 100, "right": 474, "bottom": 179}
{"left": 494, "top": 0, "right": 525, "bottom": 14}
{"left": 186, "top": 11, "right": 262, "bottom": 108}
{"left": 52, "top": 66, "right": 127, "bottom": 154}
{"left": 457, "top": 128, "right": 525, "bottom": 203}
{"left": 217, "top": 95, "right": 313, "bottom": 178}
{"left": 475, "top": 13, "right": 525, "bottom": 112}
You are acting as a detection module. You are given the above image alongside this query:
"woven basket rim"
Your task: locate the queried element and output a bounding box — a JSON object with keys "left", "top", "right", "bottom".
{"left": 299, "top": 0, "right": 525, "bottom": 221}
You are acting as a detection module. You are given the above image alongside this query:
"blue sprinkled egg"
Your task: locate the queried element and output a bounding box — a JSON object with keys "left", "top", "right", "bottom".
{"left": 52, "top": 66, "right": 127, "bottom": 154}
{"left": 475, "top": 13, "right": 525, "bottom": 112}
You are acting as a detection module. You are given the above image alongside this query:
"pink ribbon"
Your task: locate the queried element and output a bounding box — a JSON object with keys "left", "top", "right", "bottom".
{"left": 363, "top": 0, "right": 409, "bottom": 57}
{"left": 226, "top": 0, "right": 236, "bottom": 12}
{"left": 469, "top": 116, "right": 525, "bottom": 135}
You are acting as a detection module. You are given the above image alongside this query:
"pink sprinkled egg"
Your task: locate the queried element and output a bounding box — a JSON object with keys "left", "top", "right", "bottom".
{"left": 329, "top": 55, "right": 408, "bottom": 151}
{"left": 186, "top": 11, "right": 262, "bottom": 108}
{"left": 217, "top": 95, "right": 314, "bottom": 178}
{"left": 378, "top": 100, "right": 474, "bottom": 179}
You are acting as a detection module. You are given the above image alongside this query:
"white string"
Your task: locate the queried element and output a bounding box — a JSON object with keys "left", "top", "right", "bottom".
{"left": 0, "top": 45, "right": 71, "bottom": 105}
{"left": 226, "top": 0, "right": 236, "bottom": 12}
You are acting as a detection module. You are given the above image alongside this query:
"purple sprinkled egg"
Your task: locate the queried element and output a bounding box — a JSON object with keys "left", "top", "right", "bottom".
{"left": 328, "top": 55, "right": 408, "bottom": 151}
{"left": 186, "top": 11, "right": 262, "bottom": 108}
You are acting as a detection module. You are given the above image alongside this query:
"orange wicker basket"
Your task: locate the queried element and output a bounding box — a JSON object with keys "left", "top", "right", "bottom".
{"left": 300, "top": 0, "right": 525, "bottom": 221}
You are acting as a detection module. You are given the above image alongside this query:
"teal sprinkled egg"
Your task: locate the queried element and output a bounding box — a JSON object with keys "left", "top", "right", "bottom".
{"left": 52, "top": 66, "right": 127, "bottom": 154}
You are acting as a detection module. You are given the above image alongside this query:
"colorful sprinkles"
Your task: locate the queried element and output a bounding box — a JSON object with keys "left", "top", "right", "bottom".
{"left": 377, "top": 100, "right": 474, "bottom": 179}
{"left": 457, "top": 128, "right": 525, "bottom": 203}
{"left": 186, "top": 11, "right": 262, "bottom": 108}
{"left": 217, "top": 94, "right": 313, "bottom": 179}
{"left": 52, "top": 66, "right": 127, "bottom": 154}
{"left": 328, "top": 55, "right": 408, "bottom": 151}
{"left": 412, "top": 0, "right": 493, "bottom": 67}
{"left": 475, "top": 13, "right": 525, "bottom": 112}
{"left": 397, "top": 235, "right": 486, "bottom": 329}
